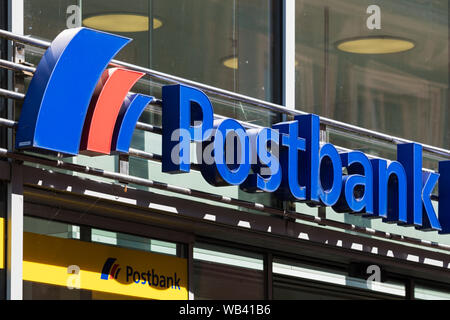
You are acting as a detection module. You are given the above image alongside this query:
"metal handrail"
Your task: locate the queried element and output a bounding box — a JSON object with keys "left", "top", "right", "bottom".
{"left": 0, "top": 87, "right": 24, "bottom": 101}
{"left": 0, "top": 57, "right": 446, "bottom": 174}
{"left": 0, "top": 28, "right": 448, "bottom": 159}
{"left": 0, "top": 30, "right": 448, "bottom": 251}
{"left": 0, "top": 58, "right": 35, "bottom": 73}
{"left": 0, "top": 109, "right": 440, "bottom": 200}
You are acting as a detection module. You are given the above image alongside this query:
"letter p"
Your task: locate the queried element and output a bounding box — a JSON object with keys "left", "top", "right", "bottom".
{"left": 162, "top": 84, "right": 214, "bottom": 173}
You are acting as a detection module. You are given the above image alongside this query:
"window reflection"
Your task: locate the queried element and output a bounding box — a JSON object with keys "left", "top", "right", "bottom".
{"left": 415, "top": 283, "right": 450, "bottom": 300}
{"left": 24, "top": 0, "right": 280, "bottom": 103}
{"left": 273, "top": 258, "right": 406, "bottom": 299}
{"left": 296, "top": 0, "right": 449, "bottom": 150}
{"left": 193, "top": 243, "right": 265, "bottom": 300}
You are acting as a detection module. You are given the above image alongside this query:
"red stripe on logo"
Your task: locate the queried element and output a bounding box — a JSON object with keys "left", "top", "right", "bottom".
{"left": 109, "top": 263, "right": 119, "bottom": 279}
{"left": 80, "top": 68, "right": 144, "bottom": 155}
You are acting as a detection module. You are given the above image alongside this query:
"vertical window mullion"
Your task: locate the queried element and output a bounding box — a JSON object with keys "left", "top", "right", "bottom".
{"left": 282, "top": 0, "right": 295, "bottom": 109}
{"left": 264, "top": 252, "right": 273, "bottom": 299}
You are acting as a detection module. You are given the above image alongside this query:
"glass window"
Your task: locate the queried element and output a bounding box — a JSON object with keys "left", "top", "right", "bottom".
{"left": 273, "top": 258, "right": 405, "bottom": 299}
{"left": 194, "top": 242, "right": 264, "bottom": 270}
{"left": 23, "top": 216, "right": 183, "bottom": 300}
{"left": 24, "top": 0, "right": 280, "bottom": 103}
{"left": 415, "top": 283, "right": 450, "bottom": 300}
{"left": 294, "top": 0, "right": 450, "bottom": 253}
{"left": 92, "top": 228, "right": 178, "bottom": 256}
{"left": 24, "top": 216, "right": 181, "bottom": 257}
{"left": 24, "top": 216, "right": 80, "bottom": 239}
{"left": 193, "top": 242, "right": 265, "bottom": 299}
{"left": 295, "top": 0, "right": 449, "bottom": 151}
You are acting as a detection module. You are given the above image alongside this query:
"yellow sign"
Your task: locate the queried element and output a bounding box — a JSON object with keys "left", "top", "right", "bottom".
{"left": 0, "top": 218, "right": 4, "bottom": 269}
{"left": 23, "top": 232, "right": 188, "bottom": 300}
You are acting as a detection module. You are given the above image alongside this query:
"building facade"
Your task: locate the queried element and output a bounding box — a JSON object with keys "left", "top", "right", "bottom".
{"left": 0, "top": 0, "right": 449, "bottom": 300}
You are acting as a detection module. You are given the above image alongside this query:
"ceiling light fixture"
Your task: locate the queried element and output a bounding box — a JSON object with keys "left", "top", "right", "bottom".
{"left": 222, "top": 56, "right": 238, "bottom": 70}
{"left": 335, "top": 36, "right": 415, "bottom": 54}
{"left": 82, "top": 14, "right": 162, "bottom": 33}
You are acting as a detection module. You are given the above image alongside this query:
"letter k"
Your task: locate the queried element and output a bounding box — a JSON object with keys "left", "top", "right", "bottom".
{"left": 420, "top": 171, "right": 441, "bottom": 231}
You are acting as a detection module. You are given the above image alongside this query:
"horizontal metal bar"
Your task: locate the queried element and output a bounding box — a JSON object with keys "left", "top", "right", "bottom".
{"left": 134, "top": 122, "right": 162, "bottom": 135}
{"left": 0, "top": 147, "right": 447, "bottom": 253}
{"left": 1, "top": 29, "right": 448, "bottom": 159}
{"left": 128, "top": 148, "right": 162, "bottom": 162}
{"left": 128, "top": 147, "right": 203, "bottom": 172}
{"left": 0, "top": 29, "right": 50, "bottom": 48}
{"left": 0, "top": 58, "right": 36, "bottom": 73}
{"left": 0, "top": 88, "right": 25, "bottom": 101}
{"left": 0, "top": 117, "right": 17, "bottom": 128}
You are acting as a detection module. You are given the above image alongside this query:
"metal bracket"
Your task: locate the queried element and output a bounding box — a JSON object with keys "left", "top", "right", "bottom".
{"left": 118, "top": 154, "right": 130, "bottom": 189}
{"left": 13, "top": 43, "right": 24, "bottom": 64}
{"left": 319, "top": 123, "right": 328, "bottom": 143}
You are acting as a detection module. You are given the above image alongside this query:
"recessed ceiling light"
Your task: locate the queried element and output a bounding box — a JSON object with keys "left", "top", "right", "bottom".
{"left": 222, "top": 56, "right": 238, "bottom": 70}
{"left": 336, "top": 36, "right": 415, "bottom": 54}
{"left": 83, "top": 14, "right": 162, "bottom": 33}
